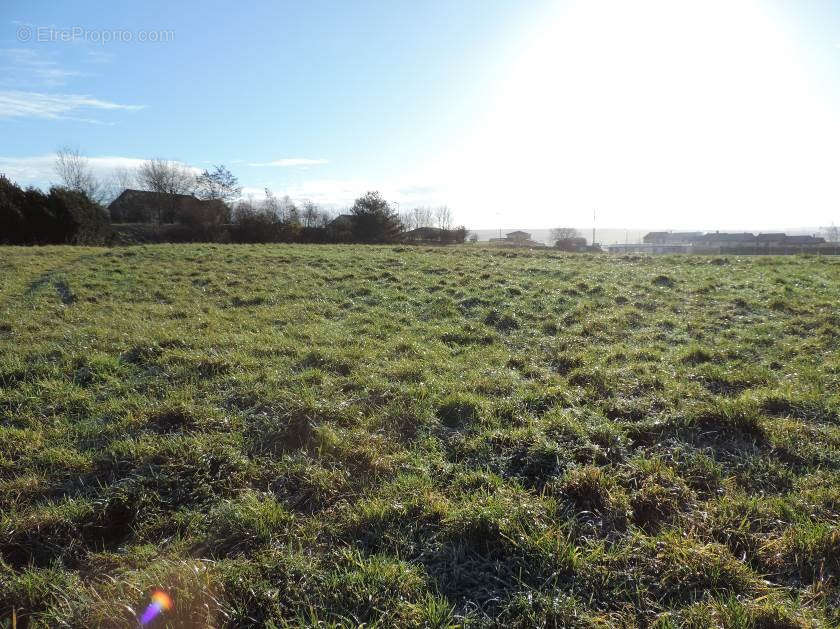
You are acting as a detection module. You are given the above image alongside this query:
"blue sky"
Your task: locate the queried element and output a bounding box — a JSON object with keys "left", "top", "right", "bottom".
{"left": 3, "top": 1, "right": 840, "bottom": 229}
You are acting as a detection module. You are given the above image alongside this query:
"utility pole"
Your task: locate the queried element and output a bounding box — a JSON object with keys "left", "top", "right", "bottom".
{"left": 592, "top": 209, "right": 596, "bottom": 246}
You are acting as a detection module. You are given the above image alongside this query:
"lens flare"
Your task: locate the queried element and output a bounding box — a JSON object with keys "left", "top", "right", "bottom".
{"left": 139, "top": 590, "right": 173, "bottom": 625}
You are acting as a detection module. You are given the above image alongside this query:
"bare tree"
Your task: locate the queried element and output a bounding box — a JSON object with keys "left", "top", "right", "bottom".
{"left": 137, "top": 159, "right": 196, "bottom": 223}
{"left": 54, "top": 146, "right": 104, "bottom": 203}
{"left": 410, "top": 206, "right": 433, "bottom": 229}
{"left": 195, "top": 164, "right": 241, "bottom": 203}
{"left": 434, "top": 205, "right": 453, "bottom": 230}
{"left": 263, "top": 188, "right": 280, "bottom": 219}
{"left": 301, "top": 200, "right": 320, "bottom": 228}
{"left": 260, "top": 190, "right": 300, "bottom": 223}
{"left": 112, "top": 166, "right": 136, "bottom": 191}
{"left": 820, "top": 224, "right": 840, "bottom": 243}
{"left": 102, "top": 166, "right": 137, "bottom": 205}
{"left": 137, "top": 159, "right": 195, "bottom": 195}
{"left": 233, "top": 195, "right": 259, "bottom": 221}
{"left": 280, "top": 195, "right": 299, "bottom": 224}
{"left": 550, "top": 227, "right": 581, "bottom": 242}
{"left": 400, "top": 211, "right": 415, "bottom": 231}
{"left": 318, "top": 208, "right": 337, "bottom": 228}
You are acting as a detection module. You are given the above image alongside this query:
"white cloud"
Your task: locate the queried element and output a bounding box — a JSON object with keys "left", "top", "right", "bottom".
{"left": 249, "top": 158, "right": 329, "bottom": 167}
{"left": 0, "top": 90, "right": 144, "bottom": 122}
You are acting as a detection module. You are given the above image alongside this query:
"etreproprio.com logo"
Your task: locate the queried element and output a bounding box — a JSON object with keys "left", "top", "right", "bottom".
{"left": 17, "top": 25, "right": 175, "bottom": 44}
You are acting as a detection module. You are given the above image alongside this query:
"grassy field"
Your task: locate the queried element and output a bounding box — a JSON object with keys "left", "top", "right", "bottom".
{"left": 1, "top": 244, "right": 838, "bottom": 627}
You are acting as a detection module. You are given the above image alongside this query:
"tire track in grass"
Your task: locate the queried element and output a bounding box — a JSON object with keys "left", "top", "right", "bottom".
{"left": 25, "top": 271, "right": 76, "bottom": 305}
{"left": 19, "top": 250, "right": 109, "bottom": 307}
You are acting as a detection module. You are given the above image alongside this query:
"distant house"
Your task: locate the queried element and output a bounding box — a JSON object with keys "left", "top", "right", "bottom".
{"left": 403, "top": 226, "right": 445, "bottom": 243}
{"left": 327, "top": 214, "right": 355, "bottom": 241}
{"left": 506, "top": 230, "right": 532, "bottom": 242}
{"left": 554, "top": 237, "right": 588, "bottom": 252}
{"left": 108, "top": 189, "right": 225, "bottom": 224}
{"left": 757, "top": 233, "right": 786, "bottom": 248}
{"left": 489, "top": 230, "right": 545, "bottom": 247}
{"left": 642, "top": 231, "right": 668, "bottom": 244}
{"left": 627, "top": 230, "right": 828, "bottom": 255}
{"left": 608, "top": 243, "right": 693, "bottom": 254}
{"left": 643, "top": 231, "right": 704, "bottom": 245}
{"left": 697, "top": 232, "right": 757, "bottom": 250}
{"left": 705, "top": 232, "right": 756, "bottom": 243}
{"left": 784, "top": 235, "right": 825, "bottom": 246}
{"left": 402, "top": 226, "right": 469, "bottom": 244}
{"left": 329, "top": 214, "right": 354, "bottom": 228}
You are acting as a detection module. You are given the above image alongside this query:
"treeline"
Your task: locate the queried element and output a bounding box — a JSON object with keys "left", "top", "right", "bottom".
{"left": 100, "top": 156, "right": 466, "bottom": 245}
{"left": 228, "top": 190, "right": 467, "bottom": 244}
{"left": 0, "top": 175, "right": 112, "bottom": 245}
{"left": 1, "top": 162, "right": 467, "bottom": 246}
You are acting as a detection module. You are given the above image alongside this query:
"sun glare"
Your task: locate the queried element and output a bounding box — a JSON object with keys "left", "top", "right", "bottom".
{"left": 445, "top": 0, "right": 838, "bottom": 229}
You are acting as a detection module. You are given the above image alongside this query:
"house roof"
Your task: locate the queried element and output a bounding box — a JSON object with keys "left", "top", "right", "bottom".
{"left": 329, "top": 214, "right": 354, "bottom": 226}
{"left": 491, "top": 237, "right": 545, "bottom": 247}
{"left": 785, "top": 235, "right": 825, "bottom": 244}
{"left": 404, "top": 227, "right": 444, "bottom": 237}
{"left": 644, "top": 231, "right": 705, "bottom": 243}
{"left": 702, "top": 232, "right": 757, "bottom": 241}
{"left": 506, "top": 230, "right": 531, "bottom": 238}
{"left": 108, "top": 188, "right": 198, "bottom": 208}
{"left": 641, "top": 230, "right": 828, "bottom": 246}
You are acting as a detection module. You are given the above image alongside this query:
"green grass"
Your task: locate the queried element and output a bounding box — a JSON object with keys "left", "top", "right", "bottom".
{"left": 1, "top": 244, "right": 839, "bottom": 627}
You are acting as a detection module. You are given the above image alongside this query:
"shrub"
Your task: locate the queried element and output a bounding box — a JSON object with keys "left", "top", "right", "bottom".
{"left": 0, "top": 174, "right": 26, "bottom": 244}
{"left": 0, "top": 177, "right": 111, "bottom": 245}
{"left": 351, "top": 191, "right": 403, "bottom": 243}
{"left": 46, "top": 187, "right": 112, "bottom": 244}
{"left": 229, "top": 209, "right": 281, "bottom": 243}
